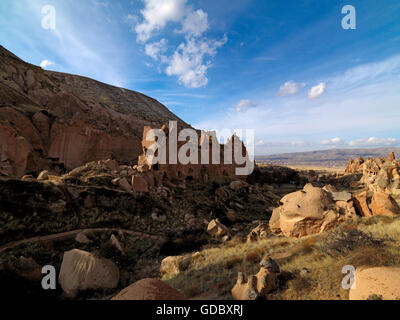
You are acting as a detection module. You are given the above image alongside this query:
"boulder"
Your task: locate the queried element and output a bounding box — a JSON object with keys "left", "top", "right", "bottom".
{"left": 269, "top": 184, "right": 351, "bottom": 238}
{"left": 8, "top": 256, "right": 42, "bottom": 282}
{"left": 230, "top": 180, "right": 248, "bottom": 191}
{"left": 131, "top": 175, "right": 149, "bottom": 192}
{"left": 353, "top": 191, "right": 372, "bottom": 217}
{"left": 112, "top": 278, "right": 186, "bottom": 300}
{"left": 226, "top": 209, "right": 237, "bottom": 223}
{"left": 349, "top": 267, "right": 400, "bottom": 300}
{"left": 160, "top": 256, "right": 191, "bottom": 276}
{"left": 330, "top": 191, "right": 352, "bottom": 202}
{"left": 75, "top": 233, "right": 92, "bottom": 244}
{"left": 207, "top": 219, "right": 230, "bottom": 238}
{"left": 247, "top": 223, "right": 269, "bottom": 243}
{"left": 232, "top": 267, "right": 278, "bottom": 300}
{"left": 117, "top": 177, "right": 131, "bottom": 192}
{"left": 370, "top": 192, "right": 400, "bottom": 216}
{"left": 58, "top": 249, "right": 119, "bottom": 298}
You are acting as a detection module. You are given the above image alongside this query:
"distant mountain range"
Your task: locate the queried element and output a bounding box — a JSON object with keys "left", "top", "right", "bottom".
{"left": 255, "top": 147, "right": 400, "bottom": 167}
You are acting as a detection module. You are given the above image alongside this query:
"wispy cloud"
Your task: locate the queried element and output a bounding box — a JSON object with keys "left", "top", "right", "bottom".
{"left": 235, "top": 99, "right": 256, "bottom": 113}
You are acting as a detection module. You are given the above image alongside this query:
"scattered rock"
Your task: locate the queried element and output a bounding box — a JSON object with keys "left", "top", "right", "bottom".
{"left": 207, "top": 219, "right": 230, "bottom": 238}
{"left": 58, "top": 249, "right": 120, "bottom": 299}
{"left": 117, "top": 177, "right": 131, "bottom": 192}
{"left": 75, "top": 233, "right": 92, "bottom": 244}
{"left": 160, "top": 255, "right": 191, "bottom": 276}
{"left": 110, "top": 234, "right": 125, "bottom": 255}
{"left": 247, "top": 223, "right": 269, "bottom": 242}
{"left": 112, "top": 278, "right": 186, "bottom": 300}
{"left": 260, "top": 256, "right": 280, "bottom": 274}
{"left": 230, "top": 180, "right": 248, "bottom": 191}
{"left": 226, "top": 209, "right": 237, "bottom": 223}
{"left": 131, "top": 175, "right": 149, "bottom": 192}
{"left": 8, "top": 256, "right": 42, "bottom": 282}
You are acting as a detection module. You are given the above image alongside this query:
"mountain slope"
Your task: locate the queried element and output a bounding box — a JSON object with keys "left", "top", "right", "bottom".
{"left": 0, "top": 46, "right": 188, "bottom": 176}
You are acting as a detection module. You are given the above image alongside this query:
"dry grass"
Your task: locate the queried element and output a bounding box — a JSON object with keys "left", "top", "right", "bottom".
{"left": 162, "top": 216, "right": 400, "bottom": 300}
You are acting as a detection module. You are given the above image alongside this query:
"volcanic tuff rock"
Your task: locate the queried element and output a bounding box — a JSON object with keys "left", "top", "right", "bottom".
{"left": 270, "top": 183, "right": 356, "bottom": 238}
{"left": 112, "top": 278, "right": 186, "bottom": 300}
{"left": 0, "top": 46, "right": 188, "bottom": 176}
{"left": 349, "top": 267, "right": 400, "bottom": 300}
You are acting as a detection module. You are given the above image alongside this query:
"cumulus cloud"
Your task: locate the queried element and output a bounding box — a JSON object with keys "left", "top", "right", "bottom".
{"left": 145, "top": 38, "right": 167, "bottom": 60}
{"left": 349, "top": 137, "right": 398, "bottom": 147}
{"left": 177, "top": 9, "right": 209, "bottom": 37}
{"left": 321, "top": 137, "right": 345, "bottom": 145}
{"left": 277, "top": 81, "right": 304, "bottom": 96}
{"left": 235, "top": 99, "right": 256, "bottom": 113}
{"left": 40, "top": 60, "right": 55, "bottom": 68}
{"left": 135, "top": 0, "right": 187, "bottom": 43}
{"left": 308, "top": 82, "right": 326, "bottom": 99}
{"left": 165, "top": 35, "right": 227, "bottom": 88}
{"left": 134, "top": 0, "right": 225, "bottom": 88}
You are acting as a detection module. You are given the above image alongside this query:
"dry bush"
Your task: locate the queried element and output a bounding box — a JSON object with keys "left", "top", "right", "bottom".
{"left": 245, "top": 248, "right": 264, "bottom": 262}
{"left": 319, "top": 229, "right": 384, "bottom": 255}
{"left": 224, "top": 256, "right": 243, "bottom": 269}
{"left": 344, "top": 246, "right": 397, "bottom": 268}
{"left": 299, "top": 237, "right": 318, "bottom": 254}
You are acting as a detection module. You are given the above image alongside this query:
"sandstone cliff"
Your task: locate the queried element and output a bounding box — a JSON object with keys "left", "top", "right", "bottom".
{"left": 0, "top": 46, "right": 188, "bottom": 176}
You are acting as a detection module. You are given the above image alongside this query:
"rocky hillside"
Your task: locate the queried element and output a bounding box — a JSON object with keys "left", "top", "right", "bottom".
{"left": 0, "top": 46, "right": 188, "bottom": 176}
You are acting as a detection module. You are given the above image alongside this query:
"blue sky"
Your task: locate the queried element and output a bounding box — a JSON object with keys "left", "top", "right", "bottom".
{"left": 1, "top": 0, "right": 399, "bottom": 154}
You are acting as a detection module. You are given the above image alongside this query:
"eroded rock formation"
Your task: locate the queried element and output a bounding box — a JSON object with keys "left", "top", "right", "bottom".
{"left": 270, "top": 183, "right": 356, "bottom": 238}
{"left": 0, "top": 46, "right": 188, "bottom": 176}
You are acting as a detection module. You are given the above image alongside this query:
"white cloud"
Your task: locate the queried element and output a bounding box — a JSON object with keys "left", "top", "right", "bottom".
{"left": 349, "top": 137, "right": 398, "bottom": 147}
{"left": 177, "top": 9, "right": 209, "bottom": 37}
{"left": 165, "top": 35, "right": 227, "bottom": 88}
{"left": 135, "top": 0, "right": 187, "bottom": 43}
{"left": 235, "top": 99, "right": 256, "bottom": 112}
{"left": 321, "top": 137, "right": 345, "bottom": 145}
{"left": 145, "top": 38, "right": 167, "bottom": 60}
{"left": 134, "top": 0, "right": 225, "bottom": 88}
{"left": 40, "top": 60, "right": 55, "bottom": 68}
{"left": 277, "top": 81, "right": 304, "bottom": 96}
{"left": 308, "top": 82, "right": 326, "bottom": 99}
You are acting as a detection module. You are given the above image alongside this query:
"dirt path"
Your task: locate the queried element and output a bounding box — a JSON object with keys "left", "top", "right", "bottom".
{"left": 0, "top": 228, "right": 165, "bottom": 254}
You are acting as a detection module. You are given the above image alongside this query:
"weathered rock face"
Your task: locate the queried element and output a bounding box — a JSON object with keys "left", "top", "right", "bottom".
{"left": 349, "top": 267, "right": 400, "bottom": 300}
{"left": 353, "top": 191, "right": 372, "bottom": 217}
{"left": 370, "top": 191, "right": 400, "bottom": 216}
{"left": 0, "top": 45, "right": 188, "bottom": 176}
{"left": 270, "top": 184, "right": 355, "bottom": 238}
{"left": 58, "top": 249, "right": 120, "bottom": 298}
{"left": 346, "top": 152, "right": 400, "bottom": 198}
{"left": 112, "top": 278, "right": 186, "bottom": 300}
